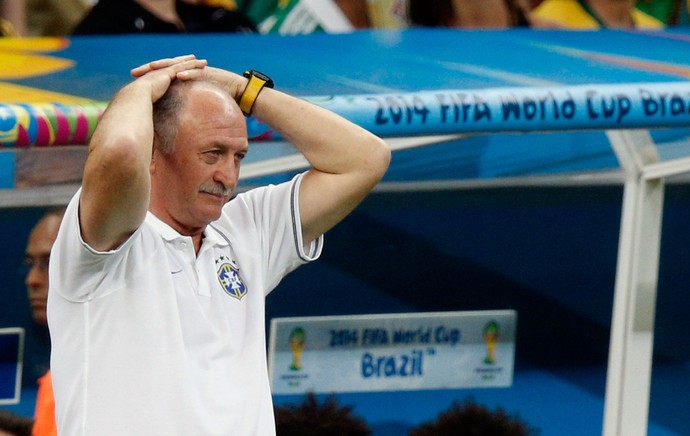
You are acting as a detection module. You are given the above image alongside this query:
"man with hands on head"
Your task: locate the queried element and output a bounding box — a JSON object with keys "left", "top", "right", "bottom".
{"left": 47, "top": 55, "right": 390, "bottom": 436}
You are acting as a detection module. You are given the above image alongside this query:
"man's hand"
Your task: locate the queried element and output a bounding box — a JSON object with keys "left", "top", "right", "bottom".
{"left": 175, "top": 66, "right": 248, "bottom": 103}
{"left": 130, "top": 54, "right": 208, "bottom": 102}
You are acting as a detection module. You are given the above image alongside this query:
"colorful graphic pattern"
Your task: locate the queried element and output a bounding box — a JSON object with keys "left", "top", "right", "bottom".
{"left": 0, "top": 102, "right": 104, "bottom": 147}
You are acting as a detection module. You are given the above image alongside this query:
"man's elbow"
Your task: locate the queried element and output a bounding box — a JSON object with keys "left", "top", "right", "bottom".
{"left": 366, "top": 136, "right": 391, "bottom": 182}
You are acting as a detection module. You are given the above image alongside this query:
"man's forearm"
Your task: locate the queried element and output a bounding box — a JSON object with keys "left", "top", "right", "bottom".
{"left": 250, "top": 87, "right": 387, "bottom": 177}
{"left": 79, "top": 82, "right": 155, "bottom": 251}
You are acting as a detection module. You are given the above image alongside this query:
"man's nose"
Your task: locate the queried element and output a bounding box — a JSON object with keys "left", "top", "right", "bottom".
{"left": 216, "top": 161, "right": 239, "bottom": 189}
{"left": 25, "top": 264, "right": 46, "bottom": 287}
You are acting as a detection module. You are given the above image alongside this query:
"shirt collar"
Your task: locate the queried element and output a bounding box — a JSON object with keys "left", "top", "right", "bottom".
{"left": 145, "top": 212, "right": 228, "bottom": 247}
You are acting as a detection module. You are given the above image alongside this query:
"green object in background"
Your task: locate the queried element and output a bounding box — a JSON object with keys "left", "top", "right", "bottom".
{"left": 236, "top": 0, "right": 278, "bottom": 27}
{"left": 636, "top": 0, "right": 680, "bottom": 24}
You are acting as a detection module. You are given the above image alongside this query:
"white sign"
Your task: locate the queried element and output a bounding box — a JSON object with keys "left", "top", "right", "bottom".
{"left": 0, "top": 327, "right": 24, "bottom": 405}
{"left": 268, "top": 311, "right": 516, "bottom": 394}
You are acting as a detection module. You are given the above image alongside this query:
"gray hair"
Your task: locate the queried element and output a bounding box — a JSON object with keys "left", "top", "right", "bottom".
{"left": 152, "top": 79, "right": 229, "bottom": 155}
{"left": 152, "top": 81, "right": 187, "bottom": 155}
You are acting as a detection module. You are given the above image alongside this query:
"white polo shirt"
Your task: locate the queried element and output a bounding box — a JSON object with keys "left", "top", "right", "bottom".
{"left": 48, "top": 174, "right": 322, "bottom": 436}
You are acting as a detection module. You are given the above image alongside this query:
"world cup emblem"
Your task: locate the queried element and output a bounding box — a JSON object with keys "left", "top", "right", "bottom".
{"left": 483, "top": 320, "right": 500, "bottom": 365}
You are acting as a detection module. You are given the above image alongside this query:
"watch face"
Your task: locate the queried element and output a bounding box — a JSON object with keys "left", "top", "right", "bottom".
{"left": 244, "top": 70, "right": 274, "bottom": 88}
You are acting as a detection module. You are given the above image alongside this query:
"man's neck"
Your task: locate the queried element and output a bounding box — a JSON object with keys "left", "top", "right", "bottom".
{"left": 148, "top": 207, "right": 206, "bottom": 255}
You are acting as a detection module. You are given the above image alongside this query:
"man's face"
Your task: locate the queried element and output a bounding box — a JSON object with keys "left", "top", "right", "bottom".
{"left": 25, "top": 214, "right": 61, "bottom": 326}
{"left": 150, "top": 83, "right": 248, "bottom": 234}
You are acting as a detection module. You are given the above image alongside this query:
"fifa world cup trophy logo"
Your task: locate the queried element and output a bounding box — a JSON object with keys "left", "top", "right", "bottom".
{"left": 289, "top": 327, "right": 306, "bottom": 371}
{"left": 483, "top": 321, "right": 500, "bottom": 365}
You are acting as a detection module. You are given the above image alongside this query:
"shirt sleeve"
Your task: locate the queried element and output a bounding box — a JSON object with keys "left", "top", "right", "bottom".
{"left": 49, "top": 189, "right": 152, "bottom": 302}
{"left": 221, "top": 173, "right": 324, "bottom": 295}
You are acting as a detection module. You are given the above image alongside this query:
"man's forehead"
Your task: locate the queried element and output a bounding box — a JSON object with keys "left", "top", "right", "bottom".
{"left": 178, "top": 96, "right": 246, "bottom": 135}
{"left": 184, "top": 80, "right": 233, "bottom": 104}
{"left": 27, "top": 215, "right": 61, "bottom": 248}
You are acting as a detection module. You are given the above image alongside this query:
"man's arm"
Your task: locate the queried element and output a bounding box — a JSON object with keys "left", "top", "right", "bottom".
{"left": 80, "top": 56, "right": 207, "bottom": 251}
{"left": 176, "top": 67, "right": 391, "bottom": 244}
{"left": 252, "top": 87, "right": 391, "bottom": 244}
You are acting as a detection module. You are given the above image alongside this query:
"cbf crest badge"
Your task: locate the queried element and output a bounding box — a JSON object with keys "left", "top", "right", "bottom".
{"left": 216, "top": 255, "right": 247, "bottom": 300}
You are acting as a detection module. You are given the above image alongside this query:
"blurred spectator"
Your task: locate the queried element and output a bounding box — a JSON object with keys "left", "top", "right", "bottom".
{"left": 274, "top": 392, "right": 371, "bottom": 436}
{"left": 336, "top": 0, "right": 409, "bottom": 29}
{"left": 235, "top": 0, "right": 275, "bottom": 26}
{"left": 0, "top": 0, "right": 26, "bottom": 36}
{"left": 26, "top": 0, "right": 91, "bottom": 36}
{"left": 680, "top": 0, "right": 690, "bottom": 24}
{"left": 236, "top": 0, "right": 407, "bottom": 34}
{"left": 0, "top": 409, "right": 32, "bottom": 436}
{"left": 408, "top": 0, "right": 533, "bottom": 28}
{"left": 636, "top": 0, "right": 679, "bottom": 24}
{"left": 23, "top": 207, "right": 65, "bottom": 436}
{"left": 531, "top": 0, "right": 664, "bottom": 29}
{"left": 72, "top": 0, "right": 256, "bottom": 34}
{"left": 253, "top": 0, "right": 354, "bottom": 34}
{"left": 408, "top": 399, "right": 539, "bottom": 436}
{"left": 332, "top": 0, "right": 371, "bottom": 28}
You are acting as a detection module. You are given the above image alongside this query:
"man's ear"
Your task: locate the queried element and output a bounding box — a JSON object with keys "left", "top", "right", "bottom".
{"left": 150, "top": 145, "right": 157, "bottom": 175}
{"left": 150, "top": 134, "right": 160, "bottom": 174}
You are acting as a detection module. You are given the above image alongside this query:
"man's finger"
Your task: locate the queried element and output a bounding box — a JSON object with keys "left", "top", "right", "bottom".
{"left": 132, "top": 59, "right": 207, "bottom": 80}
{"left": 130, "top": 54, "right": 198, "bottom": 77}
{"left": 176, "top": 69, "right": 205, "bottom": 81}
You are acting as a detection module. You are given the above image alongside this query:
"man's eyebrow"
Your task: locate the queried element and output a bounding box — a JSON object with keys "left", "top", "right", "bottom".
{"left": 209, "top": 143, "right": 229, "bottom": 150}
{"left": 212, "top": 143, "right": 249, "bottom": 153}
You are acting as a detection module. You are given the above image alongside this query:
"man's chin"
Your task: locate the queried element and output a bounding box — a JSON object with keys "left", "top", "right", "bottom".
{"left": 202, "top": 192, "right": 232, "bottom": 208}
{"left": 32, "top": 312, "right": 48, "bottom": 327}
{"left": 201, "top": 206, "right": 224, "bottom": 224}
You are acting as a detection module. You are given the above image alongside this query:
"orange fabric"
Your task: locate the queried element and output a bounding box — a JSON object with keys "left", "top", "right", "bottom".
{"left": 33, "top": 371, "right": 57, "bottom": 436}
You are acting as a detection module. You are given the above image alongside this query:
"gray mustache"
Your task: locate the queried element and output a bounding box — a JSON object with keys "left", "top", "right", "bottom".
{"left": 200, "top": 184, "right": 232, "bottom": 197}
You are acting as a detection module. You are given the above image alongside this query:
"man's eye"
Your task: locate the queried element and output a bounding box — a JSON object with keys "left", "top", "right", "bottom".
{"left": 203, "top": 150, "right": 223, "bottom": 159}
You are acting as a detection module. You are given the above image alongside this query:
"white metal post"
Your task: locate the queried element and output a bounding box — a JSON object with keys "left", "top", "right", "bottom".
{"left": 603, "top": 130, "right": 664, "bottom": 436}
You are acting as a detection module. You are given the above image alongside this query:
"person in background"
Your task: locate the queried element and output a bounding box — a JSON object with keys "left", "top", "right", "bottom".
{"left": 233, "top": 0, "right": 407, "bottom": 34}
{"left": 408, "top": 0, "right": 533, "bottom": 28}
{"left": 47, "top": 55, "right": 389, "bottom": 434}
{"left": 250, "top": 0, "right": 355, "bottom": 34}
{"left": 635, "top": 0, "right": 683, "bottom": 25}
{"left": 71, "top": 0, "right": 256, "bottom": 34}
{"left": 679, "top": 0, "right": 690, "bottom": 24}
{"left": 26, "top": 0, "right": 91, "bottom": 36}
{"left": 23, "top": 207, "right": 65, "bottom": 436}
{"left": 531, "top": 0, "right": 664, "bottom": 29}
{"left": 0, "top": 0, "right": 25, "bottom": 36}
{"left": 0, "top": 410, "right": 33, "bottom": 436}
{"left": 332, "top": 0, "right": 409, "bottom": 29}
{"left": 274, "top": 393, "right": 372, "bottom": 436}
{"left": 409, "top": 399, "right": 539, "bottom": 436}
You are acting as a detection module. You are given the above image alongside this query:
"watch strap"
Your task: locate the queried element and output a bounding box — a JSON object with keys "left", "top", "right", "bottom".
{"left": 239, "top": 70, "right": 274, "bottom": 116}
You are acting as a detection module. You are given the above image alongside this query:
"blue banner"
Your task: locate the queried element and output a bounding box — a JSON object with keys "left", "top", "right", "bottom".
{"left": 305, "top": 82, "right": 690, "bottom": 137}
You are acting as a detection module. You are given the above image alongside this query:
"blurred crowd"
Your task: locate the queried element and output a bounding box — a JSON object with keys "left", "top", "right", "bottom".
{"left": 0, "top": 0, "right": 688, "bottom": 37}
